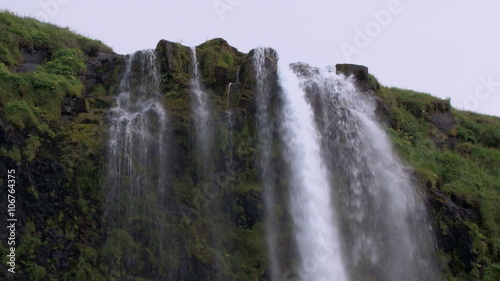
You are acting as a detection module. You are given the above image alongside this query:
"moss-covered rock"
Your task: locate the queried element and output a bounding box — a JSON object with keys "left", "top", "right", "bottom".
{"left": 0, "top": 11, "right": 121, "bottom": 281}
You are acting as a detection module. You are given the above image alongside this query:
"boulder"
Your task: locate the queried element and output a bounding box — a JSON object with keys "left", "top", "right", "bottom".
{"left": 336, "top": 63, "right": 369, "bottom": 90}
{"left": 289, "top": 62, "right": 320, "bottom": 78}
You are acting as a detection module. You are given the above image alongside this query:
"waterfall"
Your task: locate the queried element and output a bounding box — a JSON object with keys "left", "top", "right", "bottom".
{"left": 105, "top": 49, "right": 167, "bottom": 224}
{"left": 254, "top": 52, "right": 438, "bottom": 280}
{"left": 253, "top": 48, "right": 282, "bottom": 281}
{"left": 189, "top": 46, "right": 226, "bottom": 280}
{"left": 279, "top": 64, "right": 349, "bottom": 281}
{"left": 190, "top": 46, "right": 214, "bottom": 175}
{"left": 289, "top": 63, "right": 439, "bottom": 281}
{"left": 104, "top": 49, "right": 168, "bottom": 273}
{"left": 102, "top": 44, "right": 438, "bottom": 281}
{"left": 225, "top": 82, "right": 235, "bottom": 173}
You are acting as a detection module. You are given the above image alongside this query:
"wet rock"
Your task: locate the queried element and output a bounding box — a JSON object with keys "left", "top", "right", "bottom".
{"left": 427, "top": 188, "right": 477, "bottom": 273}
{"left": 156, "top": 39, "right": 178, "bottom": 75}
{"left": 336, "top": 63, "right": 369, "bottom": 90}
{"left": 289, "top": 62, "right": 320, "bottom": 78}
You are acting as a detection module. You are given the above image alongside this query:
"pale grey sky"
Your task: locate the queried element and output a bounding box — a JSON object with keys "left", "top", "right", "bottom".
{"left": 2, "top": 0, "right": 499, "bottom": 116}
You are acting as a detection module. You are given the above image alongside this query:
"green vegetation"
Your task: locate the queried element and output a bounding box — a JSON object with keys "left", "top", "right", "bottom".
{"left": 0, "top": 10, "right": 115, "bottom": 281}
{"left": 1, "top": 9, "right": 499, "bottom": 281}
{"left": 0, "top": 10, "right": 111, "bottom": 66}
{"left": 0, "top": 45, "right": 88, "bottom": 157}
{"left": 376, "top": 83, "right": 500, "bottom": 280}
{"left": 196, "top": 38, "right": 244, "bottom": 100}
{"left": 42, "top": 48, "right": 87, "bottom": 77}
{"left": 152, "top": 38, "right": 268, "bottom": 280}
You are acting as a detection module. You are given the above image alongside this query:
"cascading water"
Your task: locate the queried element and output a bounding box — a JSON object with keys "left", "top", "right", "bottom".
{"left": 289, "top": 62, "right": 439, "bottom": 281}
{"left": 253, "top": 48, "right": 282, "bottom": 281}
{"left": 190, "top": 46, "right": 214, "bottom": 174}
{"left": 106, "top": 49, "right": 167, "bottom": 224}
{"left": 278, "top": 64, "right": 349, "bottom": 281}
{"left": 225, "top": 82, "right": 235, "bottom": 172}
{"left": 104, "top": 49, "right": 169, "bottom": 273}
{"left": 224, "top": 67, "right": 240, "bottom": 171}
{"left": 102, "top": 44, "right": 438, "bottom": 281}
{"left": 189, "top": 46, "right": 227, "bottom": 280}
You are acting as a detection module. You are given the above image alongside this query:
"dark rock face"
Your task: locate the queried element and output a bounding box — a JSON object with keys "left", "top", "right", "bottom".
{"left": 78, "top": 51, "right": 122, "bottom": 94}
{"left": 428, "top": 106, "right": 458, "bottom": 150}
{"left": 0, "top": 156, "right": 74, "bottom": 270}
{"left": 336, "top": 63, "right": 369, "bottom": 90}
{"left": 13, "top": 47, "right": 51, "bottom": 73}
{"left": 427, "top": 188, "right": 477, "bottom": 274}
{"left": 156, "top": 39, "right": 182, "bottom": 76}
{"left": 0, "top": 122, "right": 97, "bottom": 277}
{"left": 289, "top": 62, "right": 320, "bottom": 78}
{"left": 62, "top": 97, "right": 87, "bottom": 115}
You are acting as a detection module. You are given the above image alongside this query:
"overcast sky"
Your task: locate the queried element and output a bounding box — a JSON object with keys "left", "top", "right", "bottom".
{"left": 2, "top": 0, "right": 499, "bottom": 116}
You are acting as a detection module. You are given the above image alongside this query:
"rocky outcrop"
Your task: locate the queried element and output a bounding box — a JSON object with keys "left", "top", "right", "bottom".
{"left": 336, "top": 63, "right": 369, "bottom": 91}
{"left": 427, "top": 101, "right": 458, "bottom": 150}
{"left": 62, "top": 97, "right": 88, "bottom": 115}
{"left": 427, "top": 187, "right": 478, "bottom": 274}
{"left": 78, "top": 51, "right": 122, "bottom": 95}
{"left": 289, "top": 62, "right": 320, "bottom": 78}
{"left": 13, "top": 47, "right": 51, "bottom": 73}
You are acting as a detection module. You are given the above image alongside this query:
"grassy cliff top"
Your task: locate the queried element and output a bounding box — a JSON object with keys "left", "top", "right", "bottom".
{"left": 373, "top": 81, "right": 499, "bottom": 280}
{"left": 0, "top": 10, "right": 112, "bottom": 67}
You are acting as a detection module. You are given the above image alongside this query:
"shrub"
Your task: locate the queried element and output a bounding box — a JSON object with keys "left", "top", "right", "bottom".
{"left": 42, "top": 48, "right": 86, "bottom": 77}
{"left": 4, "top": 99, "right": 39, "bottom": 129}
